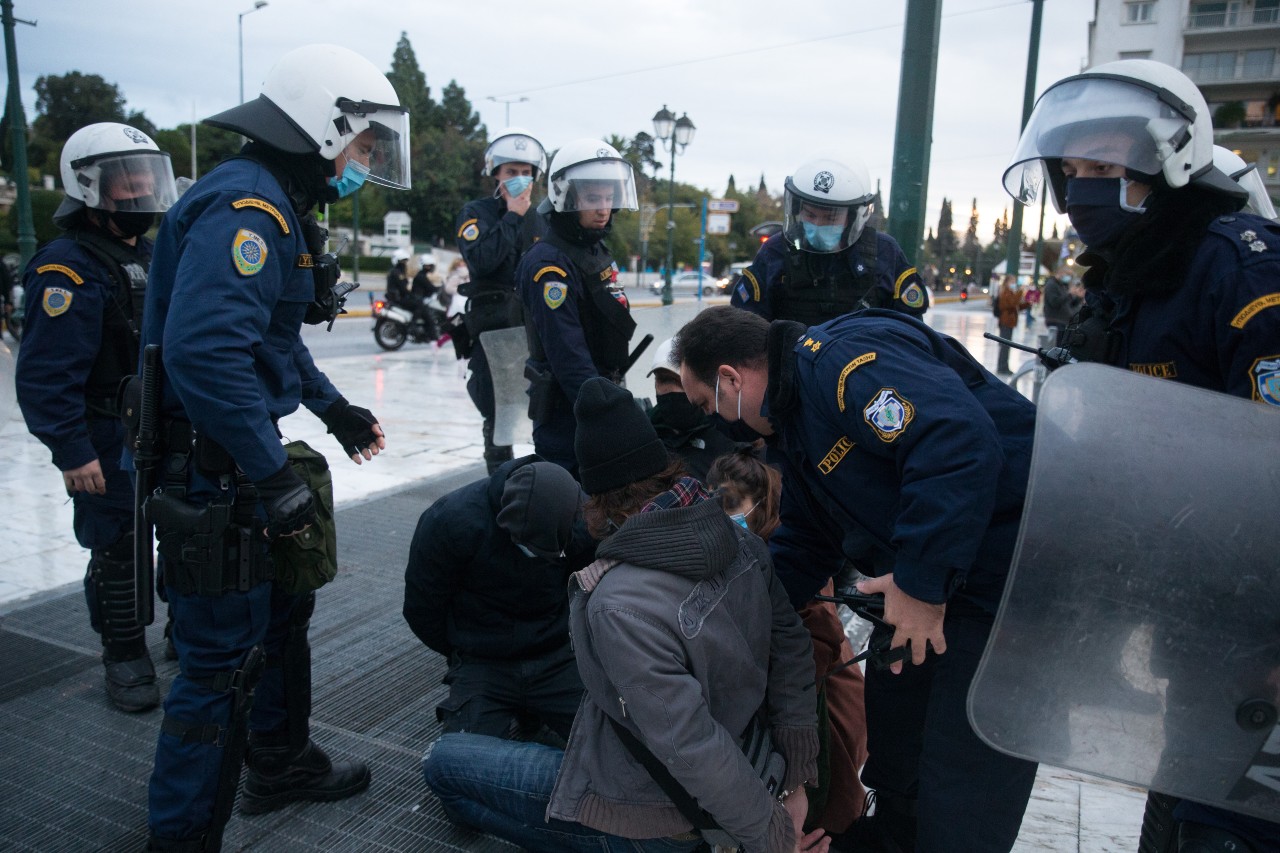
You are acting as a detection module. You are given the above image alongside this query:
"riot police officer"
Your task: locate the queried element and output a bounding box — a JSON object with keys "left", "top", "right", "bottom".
{"left": 455, "top": 127, "right": 547, "bottom": 472}
{"left": 139, "top": 44, "right": 411, "bottom": 850}
{"left": 730, "top": 157, "right": 928, "bottom": 324}
{"left": 15, "top": 122, "right": 178, "bottom": 713}
{"left": 1003, "top": 58, "right": 1280, "bottom": 852}
{"left": 517, "top": 139, "right": 639, "bottom": 475}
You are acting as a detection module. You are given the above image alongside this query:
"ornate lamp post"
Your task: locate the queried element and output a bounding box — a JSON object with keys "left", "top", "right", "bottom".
{"left": 652, "top": 105, "right": 695, "bottom": 305}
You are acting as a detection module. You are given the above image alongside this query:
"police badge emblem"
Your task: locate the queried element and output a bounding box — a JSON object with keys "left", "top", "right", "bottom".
{"left": 1250, "top": 356, "right": 1280, "bottom": 406}
{"left": 42, "top": 286, "right": 73, "bottom": 317}
{"left": 813, "top": 171, "right": 835, "bottom": 194}
{"left": 232, "top": 229, "right": 268, "bottom": 276}
{"left": 864, "top": 388, "right": 915, "bottom": 442}
{"left": 544, "top": 282, "right": 567, "bottom": 310}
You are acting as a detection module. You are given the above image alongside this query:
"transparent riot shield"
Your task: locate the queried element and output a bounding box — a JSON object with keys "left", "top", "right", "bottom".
{"left": 969, "top": 363, "right": 1280, "bottom": 822}
{"left": 478, "top": 326, "right": 533, "bottom": 446}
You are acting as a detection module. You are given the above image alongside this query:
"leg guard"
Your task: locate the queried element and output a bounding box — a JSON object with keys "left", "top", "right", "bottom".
{"left": 1140, "top": 793, "right": 1182, "bottom": 853}
{"left": 91, "top": 540, "right": 159, "bottom": 712}
{"left": 157, "top": 645, "right": 265, "bottom": 852}
{"left": 481, "top": 418, "right": 513, "bottom": 474}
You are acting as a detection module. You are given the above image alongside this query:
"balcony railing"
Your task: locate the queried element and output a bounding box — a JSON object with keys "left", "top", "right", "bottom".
{"left": 1185, "top": 64, "right": 1278, "bottom": 83}
{"left": 1187, "top": 8, "right": 1280, "bottom": 29}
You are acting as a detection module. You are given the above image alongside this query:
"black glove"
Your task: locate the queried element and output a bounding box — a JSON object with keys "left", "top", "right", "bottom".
{"left": 320, "top": 396, "right": 380, "bottom": 458}
{"left": 255, "top": 462, "right": 316, "bottom": 541}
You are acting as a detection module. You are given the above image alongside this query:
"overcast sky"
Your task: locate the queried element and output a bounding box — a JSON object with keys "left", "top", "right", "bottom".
{"left": 11, "top": 0, "right": 1096, "bottom": 242}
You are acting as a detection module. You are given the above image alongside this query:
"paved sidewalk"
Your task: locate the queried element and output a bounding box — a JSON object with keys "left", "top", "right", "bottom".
{"left": 0, "top": 300, "right": 1147, "bottom": 850}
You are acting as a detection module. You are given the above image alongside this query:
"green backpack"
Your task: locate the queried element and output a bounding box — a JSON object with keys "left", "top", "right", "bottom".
{"left": 270, "top": 440, "right": 338, "bottom": 593}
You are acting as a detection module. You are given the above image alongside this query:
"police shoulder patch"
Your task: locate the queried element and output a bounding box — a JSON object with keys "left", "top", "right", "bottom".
{"left": 458, "top": 219, "right": 480, "bottom": 242}
{"left": 35, "top": 263, "right": 85, "bottom": 286}
{"left": 900, "top": 282, "right": 926, "bottom": 310}
{"left": 742, "top": 268, "right": 761, "bottom": 302}
{"left": 1249, "top": 354, "right": 1280, "bottom": 406}
{"left": 232, "top": 228, "right": 268, "bottom": 276}
{"left": 533, "top": 265, "right": 569, "bottom": 284}
{"left": 230, "top": 198, "right": 289, "bottom": 234}
{"left": 863, "top": 387, "right": 915, "bottom": 442}
{"left": 1230, "top": 292, "right": 1280, "bottom": 329}
{"left": 41, "top": 286, "right": 73, "bottom": 317}
{"left": 543, "top": 281, "right": 568, "bottom": 310}
{"left": 836, "top": 352, "right": 877, "bottom": 411}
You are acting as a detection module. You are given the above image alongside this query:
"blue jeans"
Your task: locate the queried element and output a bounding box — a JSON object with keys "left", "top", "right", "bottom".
{"left": 423, "top": 733, "right": 704, "bottom": 853}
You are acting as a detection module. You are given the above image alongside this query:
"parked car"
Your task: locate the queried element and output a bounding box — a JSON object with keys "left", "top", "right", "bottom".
{"left": 649, "top": 270, "right": 718, "bottom": 297}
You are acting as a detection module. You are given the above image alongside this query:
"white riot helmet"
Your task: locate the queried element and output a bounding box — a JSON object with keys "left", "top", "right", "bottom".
{"left": 55, "top": 122, "right": 178, "bottom": 225}
{"left": 391, "top": 247, "right": 411, "bottom": 264}
{"left": 1003, "top": 59, "right": 1244, "bottom": 212}
{"left": 205, "top": 44, "right": 412, "bottom": 190}
{"left": 546, "top": 139, "right": 639, "bottom": 214}
{"left": 483, "top": 127, "right": 547, "bottom": 178}
{"left": 417, "top": 253, "right": 435, "bottom": 268}
{"left": 783, "top": 157, "right": 875, "bottom": 254}
{"left": 1213, "top": 146, "right": 1278, "bottom": 220}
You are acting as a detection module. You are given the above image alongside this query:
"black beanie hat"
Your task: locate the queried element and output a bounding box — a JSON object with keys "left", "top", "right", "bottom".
{"left": 573, "top": 377, "right": 670, "bottom": 495}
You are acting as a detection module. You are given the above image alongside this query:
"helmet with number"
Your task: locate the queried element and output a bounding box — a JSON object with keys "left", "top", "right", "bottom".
{"left": 1213, "top": 146, "right": 1278, "bottom": 220}
{"left": 546, "top": 139, "right": 639, "bottom": 214}
{"left": 205, "top": 43, "right": 411, "bottom": 190}
{"left": 483, "top": 127, "right": 547, "bottom": 178}
{"left": 783, "top": 157, "right": 875, "bottom": 254}
{"left": 1003, "top": 59, "right": 1244, "bottom": 212}
{"left": 55, "top": 122, "right": 178, "bottom": 226}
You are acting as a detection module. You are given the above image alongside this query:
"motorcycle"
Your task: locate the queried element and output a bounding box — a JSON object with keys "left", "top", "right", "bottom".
{"left": 371, "top": 293, "right": 449, "bottom": 351}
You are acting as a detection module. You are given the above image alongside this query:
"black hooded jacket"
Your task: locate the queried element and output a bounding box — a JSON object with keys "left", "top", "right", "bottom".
{"left": 403, "top": 456, "right": 595, "bottom": 661}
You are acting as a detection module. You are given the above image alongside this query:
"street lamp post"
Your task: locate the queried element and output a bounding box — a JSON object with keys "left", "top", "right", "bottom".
{"left": 487, "top": 95, "right": 529, "bottom": 126}
{"left": 238, "top": 1, "right": 268, "bottom": 105}
{"left": 651, "top": 105, "right": 695, "bottom": 306}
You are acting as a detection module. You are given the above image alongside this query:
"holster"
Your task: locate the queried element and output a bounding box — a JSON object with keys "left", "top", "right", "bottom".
{"left": 523, "top": 362, "right": 561, "bottom": 422}
{"left": 148, "top": 491, "right": 272, "bottom": 597}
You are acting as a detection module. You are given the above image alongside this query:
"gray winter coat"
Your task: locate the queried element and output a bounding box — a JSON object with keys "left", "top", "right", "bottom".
{"left": 547, "top": 497, "right": 819, "bottom": 853}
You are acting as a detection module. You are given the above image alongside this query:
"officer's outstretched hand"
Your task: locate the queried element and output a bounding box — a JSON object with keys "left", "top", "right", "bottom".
{"left": 256, "top": 462, "right": 316, "bottom": 541}
{"left": 63, "top": 458, "right": 107, "bottom": 496}
{"left": 320, "top": 397, "right": 386, "bottom": 464}
{"left": 856, "top": 573, "right": 946, "bottom": 675}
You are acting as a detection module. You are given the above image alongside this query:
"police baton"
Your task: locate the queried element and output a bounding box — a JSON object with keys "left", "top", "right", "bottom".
{"left": 620, "top": 334, "right": 655, "bottom": 377}
{"left": 132, "top": 344, "right": 161, "bottom": 626}
{"left": 982, "top": 332, "right": 1077, "bottom": 371}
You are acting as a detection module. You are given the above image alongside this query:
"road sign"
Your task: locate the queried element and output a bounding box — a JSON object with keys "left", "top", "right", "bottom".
{"left": 707, "top": 213, "right": 731, "bottom": 235}
{"left": 708, "top": 199, "right": 740, "bottom": 213}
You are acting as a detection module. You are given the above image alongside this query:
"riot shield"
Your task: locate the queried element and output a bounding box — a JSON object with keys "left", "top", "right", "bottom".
{"left": 478, "top": 326, "right": 533, "bottom": 446}
{"left": 969, "top": 363, "right": 1280, "bottom": 823}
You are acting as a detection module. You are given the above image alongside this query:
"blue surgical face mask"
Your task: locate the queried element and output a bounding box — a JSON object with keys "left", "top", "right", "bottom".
{"left": 730, "top": 512, "right": 750, "bottom": 529}
{"left": 1065, "top": 177, "right": 1146, "bottom": 250}
{"left": 802, "top": 220, "right": 844, "bottom": 252}
{"left": 503, "top": 175, "right": 533, "bottom": 198}
{"left": 329, "top": 159, "right": 370, "bottom": 198}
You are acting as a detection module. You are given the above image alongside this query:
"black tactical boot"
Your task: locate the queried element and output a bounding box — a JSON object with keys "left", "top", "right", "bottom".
{"left": 240, "top": 738, "right": 370, "bottom": 815}
{"left": 829, "top": 791, "right": 917, "bottom": 853}
{"left": 104, "top": 652, "right": 160, "bottom": 713}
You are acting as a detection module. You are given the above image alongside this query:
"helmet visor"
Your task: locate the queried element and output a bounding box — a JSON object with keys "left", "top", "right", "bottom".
{"left": 782, "top": 187, "right": 868, "bottom": 254}
{"left": 1234, "top": 164, "right": 1278, "bottom": 220}
{"left": 332, "top": 100, "right": 411, "bottom": 190}
{"left": 557, "top": 158, "right": 638, "bottom": 212}
{"left": 488, "top": 133, "right": 546, "bottom": 175}
{"left": 1003, "top": 76, "right": 1195, "bottom": 204}
{"left": 71, "top": 150, "right": 178, "bottom": 212}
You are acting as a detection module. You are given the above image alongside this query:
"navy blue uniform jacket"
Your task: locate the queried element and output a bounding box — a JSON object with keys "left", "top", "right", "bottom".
{"left": 455, "top": 196, "right": 527, "bottom": 289}
{"left": 140, "top": 157, "right": 339, "bottom": 482}
{"left": 765, "top": 310, "right": 1037, "bottom": 611}
{"left": 17, "top": 233, "right": 149, "bottom": 470}
{"left": 1092, "top": 213, "right": 1280, "bottom": 406}
{"left": 731, "top": 231, "right": 928, "bottom": 319}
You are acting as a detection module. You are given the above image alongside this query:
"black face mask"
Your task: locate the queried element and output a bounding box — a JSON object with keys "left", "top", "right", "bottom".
{"left": 651, "top": 392, "right": 705, "bottom": 434}
{"left": 710, "top": 412, "right": 765, "bottom": 443}
{"left": 1065, "top": 177, "right": 1145, "bottom": 250}
{"left": 108, "top": 210, "right": 157, "bottom": 238}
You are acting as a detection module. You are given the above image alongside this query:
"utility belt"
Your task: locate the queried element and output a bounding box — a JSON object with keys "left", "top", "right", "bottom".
{"left": 145, "top": 419, "right": 274, "bottom": 597}
{"left": 464, "top": 287, "right": 522, "bottom": 338}
{"left": 524, "top": 363, "right": 624, "bottom": 423}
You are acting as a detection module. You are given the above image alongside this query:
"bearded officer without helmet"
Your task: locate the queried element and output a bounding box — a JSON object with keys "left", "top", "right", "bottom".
{"left": 15, "top": 122, "right": 177, "bottom": 714}
{"left": 1003, "top": 57, "right": 1280, "bottom": 852}
{"left": 730, "top": 156, "right": 928, "bottom": 325}
{"left": 137, "top": 43, "right": 411, "bottom": 851}
{"left": 455, "top": 127, "right": 549, "bottom": 473}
